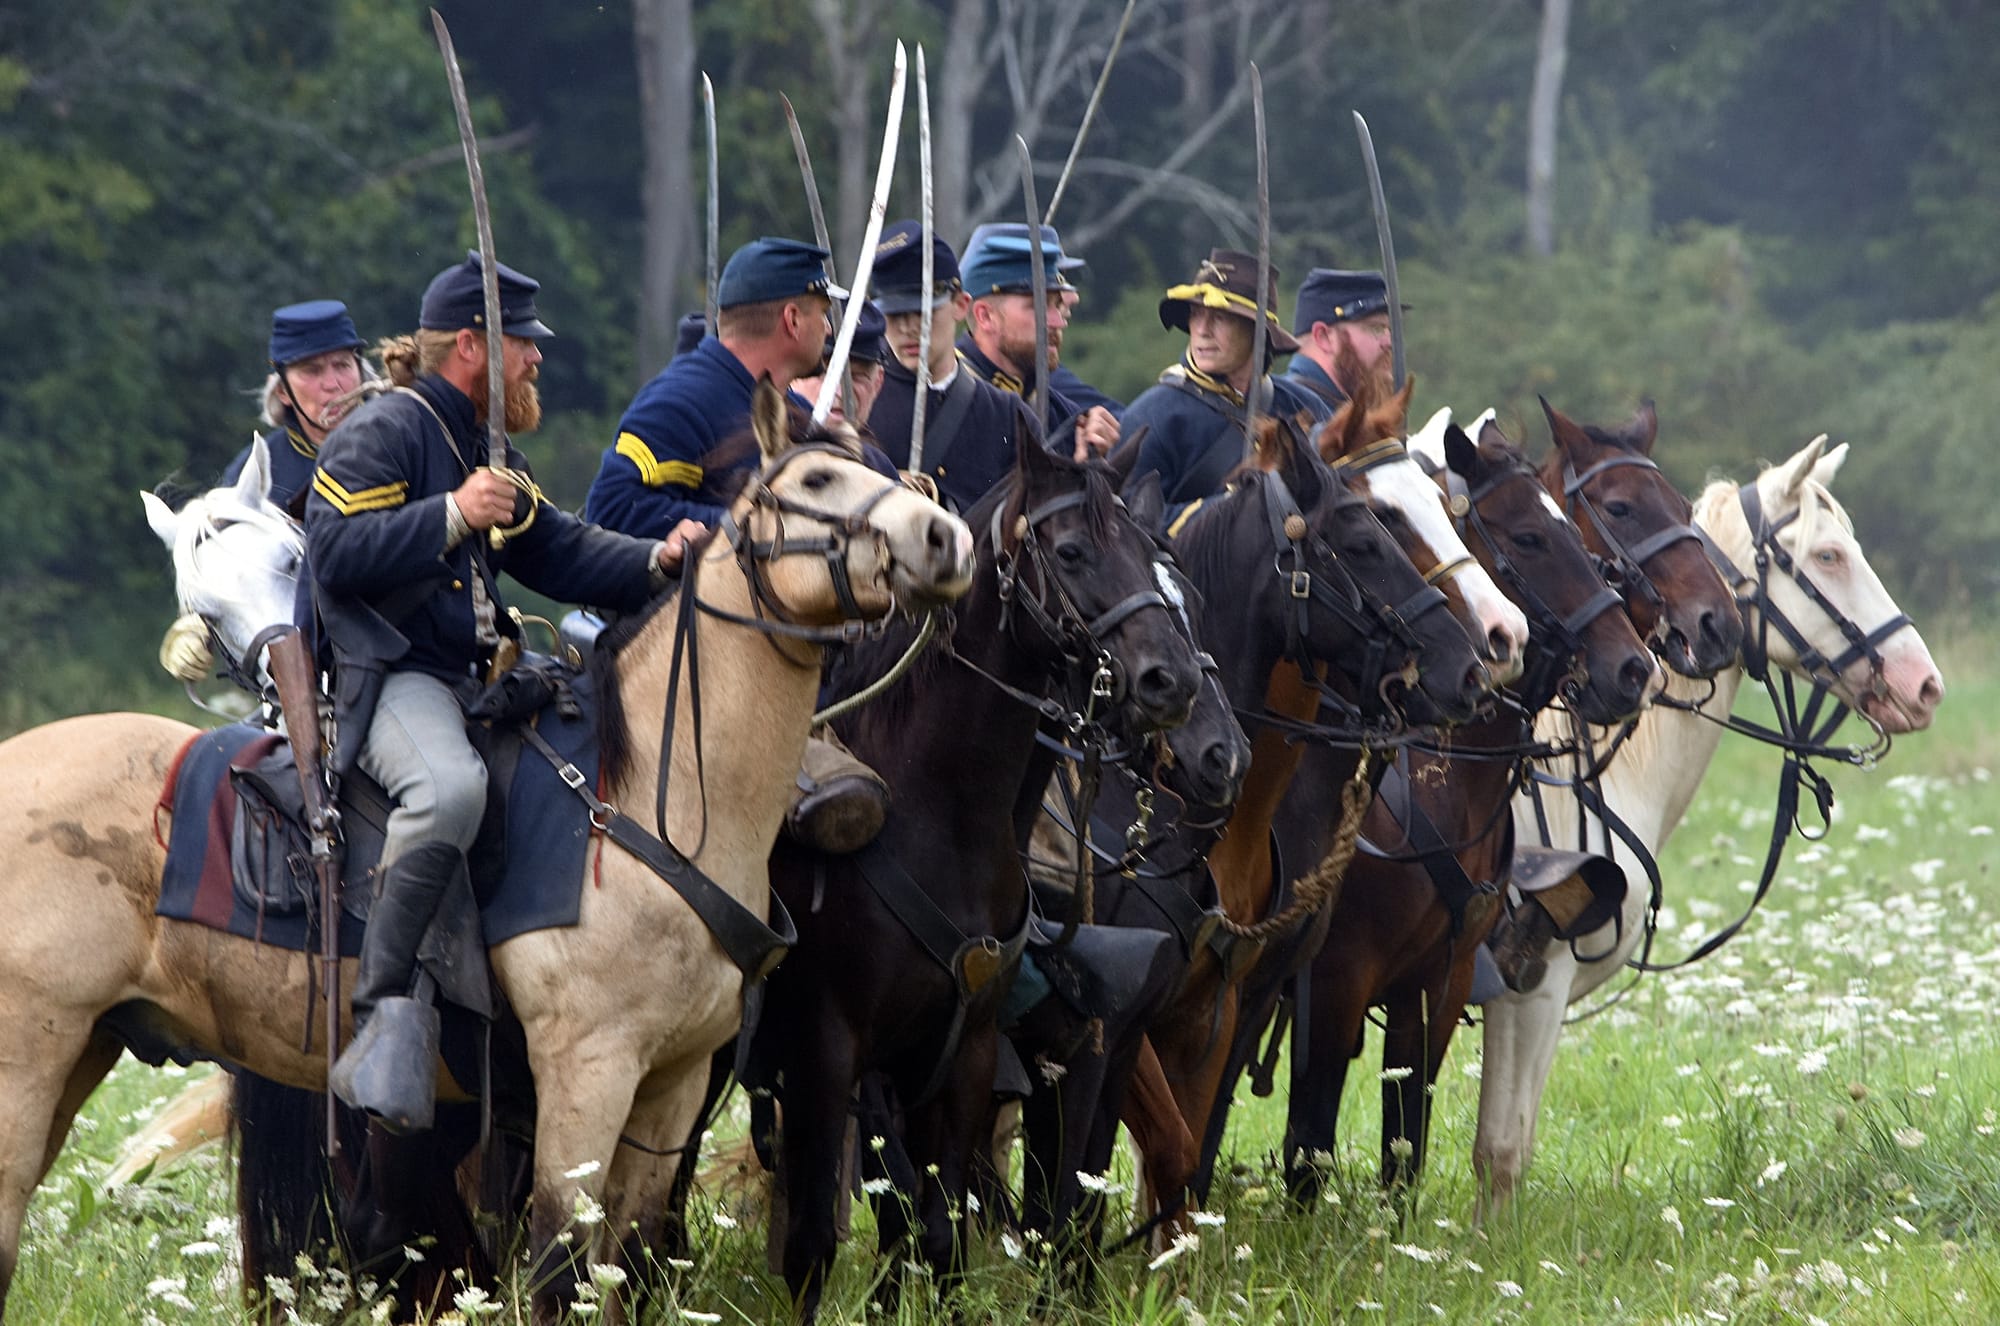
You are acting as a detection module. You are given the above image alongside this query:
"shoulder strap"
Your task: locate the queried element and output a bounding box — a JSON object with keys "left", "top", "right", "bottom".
{"left": 915, "top": 369, "right": 982, "bottom": 476}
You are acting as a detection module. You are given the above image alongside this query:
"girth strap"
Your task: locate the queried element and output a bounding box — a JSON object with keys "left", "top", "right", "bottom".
{"left": 1369, "top": 754, "right": 1497, "bottom": 936}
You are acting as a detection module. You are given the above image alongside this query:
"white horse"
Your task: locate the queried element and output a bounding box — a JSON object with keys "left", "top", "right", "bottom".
{"left": 1474, "top": 434, "right": 1945, "bottom": 1211}
{"left": 141, "top": 434, "right": 304, "bottom": 695}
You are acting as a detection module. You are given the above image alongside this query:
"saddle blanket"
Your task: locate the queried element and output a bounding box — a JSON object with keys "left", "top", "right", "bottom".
{"left": 156, "top": 672, "right": 605, "bottom": 956}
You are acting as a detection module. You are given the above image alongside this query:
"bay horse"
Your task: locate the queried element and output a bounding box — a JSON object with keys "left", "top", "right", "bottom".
{"left": 1108, "top": 414, "right": 1490, "bottom": 1227}
{"left": 1276, "top": 408, "right": 1656, "bottom": 1198}
{"left": 0, "top": 380, "right": 974, "bottom": 1322}
{"left": 1475, "top": 433, "right": 1944, "bottom": 1214}
{"left": 759, "top": 433, "right": 1205, "bottom": 1321}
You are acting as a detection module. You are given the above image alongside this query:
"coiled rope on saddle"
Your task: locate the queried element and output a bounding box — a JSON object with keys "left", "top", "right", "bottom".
{"left": 1213, "top": 752, "right": 1375, "bottom": 943}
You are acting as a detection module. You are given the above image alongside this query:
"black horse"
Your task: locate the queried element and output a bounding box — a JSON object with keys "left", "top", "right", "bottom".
{"left": 756, "top": 433, "right": 1205, "bottom": 1321}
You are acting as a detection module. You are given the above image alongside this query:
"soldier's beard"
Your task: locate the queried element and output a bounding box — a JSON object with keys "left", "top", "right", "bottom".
{"left": 476, "top": 378, "right": 543, "bottom": 433}
{"left": 998, "top": 327, "right": 1061, "bottom": 379}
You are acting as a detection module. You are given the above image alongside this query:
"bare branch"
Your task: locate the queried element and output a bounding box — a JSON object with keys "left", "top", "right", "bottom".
{"left": 363, "top": 126, "right": 538, "bottom": 187}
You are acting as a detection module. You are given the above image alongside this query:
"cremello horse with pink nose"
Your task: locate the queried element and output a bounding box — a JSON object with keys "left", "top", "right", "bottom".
{"left": 0, "top": 383, "right": 975, "bottom": 1321}
{"left": 1475, "top": 434, "right": 1945, "bottom": 1212}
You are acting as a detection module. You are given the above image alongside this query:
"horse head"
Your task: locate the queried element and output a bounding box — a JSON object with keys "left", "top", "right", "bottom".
{"left": 1122, "top": 469, "right": 1250, "bottom": 814}
{"left": 1315, "top": 373, "right": 1530, "bottom": 686}
{"left": 1538, "top": 397, "right": 1743, "bottom": 678}
{"left": 140, "top": 434, "right": 304, "bottom": 689}
{"left": 989, "top": 422, "right": 1203, "bottom": 737}
{"left": 1174, "top": 414, "right": 1487, "bottom": 727}
{"left": 1411, "top": 408, "right": 1657, "bottom": 724}
{"left": 1695, "top": 435, "right": 1943, "bottom": 734}
{"left": 733, "top": 377, "right": 974, "bottom": 622}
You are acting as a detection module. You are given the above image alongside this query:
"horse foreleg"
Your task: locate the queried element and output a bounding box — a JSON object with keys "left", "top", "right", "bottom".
{"left": 899, "top": 1029, "right": 997, "bottom": 1302}
{"left": 779, "top": 1020, "right": 858, "bottom": 1323}
{"left": 1122, "top": 1036, "right": 1196, "bottom": 1234}
{"left": 1282, "top": 952, "right": 1366, "bottom": 1203}
{"left": 0, "top": 1016, "right": 120, "bottom": 1309}
{"left": 1471, "top": 953, "right": 1575, "bottom": 1218}
{"left": 602, "top": 1060, "right": 711, "bottom": 1320}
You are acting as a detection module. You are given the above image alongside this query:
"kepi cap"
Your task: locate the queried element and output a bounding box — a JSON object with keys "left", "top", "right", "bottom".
{"left": 419, "top": 250, "right": 554, "bottom": 339}
{"left": 269, "top": 300, "right": 364, "bottom": 367}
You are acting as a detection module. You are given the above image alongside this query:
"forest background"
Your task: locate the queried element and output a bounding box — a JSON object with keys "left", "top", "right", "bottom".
{"left": 3, "top": 0, "right": 1996, "bottom": 731}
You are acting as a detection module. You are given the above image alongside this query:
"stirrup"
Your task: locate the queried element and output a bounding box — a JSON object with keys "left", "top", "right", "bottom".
{"left": 328, "top": 996, "right": 440, "bottom": 1135}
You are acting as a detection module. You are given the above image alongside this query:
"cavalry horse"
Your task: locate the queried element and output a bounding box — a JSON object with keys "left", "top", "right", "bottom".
{"left": 758, "top": 432, "right": 1205, "bottom": 1320}
{"left": 0, "top": 381, "right": 973, "bottom": 1322}
{"left": 1474, "top": 431, "right": 1944, "bottom": 1214}
{"left": 1106, "top": 413, "right": 1492, "bottom": 1226}
{"left": 1276, "top": 407, "right": 1657, "bottom": 1197}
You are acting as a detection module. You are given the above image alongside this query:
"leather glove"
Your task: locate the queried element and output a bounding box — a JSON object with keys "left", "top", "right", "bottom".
{"left": 159, "top": 613, "right": 214, "bottom": 683}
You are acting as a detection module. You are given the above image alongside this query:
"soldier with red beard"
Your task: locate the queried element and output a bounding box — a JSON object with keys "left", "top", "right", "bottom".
{"left": 306, "top": 251, "right": 697, "bottom": 1131}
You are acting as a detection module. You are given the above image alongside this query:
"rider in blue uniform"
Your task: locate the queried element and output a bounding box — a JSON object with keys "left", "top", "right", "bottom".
{"left": 222, "top": 301, "right": 370, "bottom": 511}
{"left": 583, "top": 238, "right": 849, "bottom": 540}
{"left": 864, "top": 220, "right": 1028, "bottom": 512}
{"left": 954, "top": 223, "right": 1119, "bottom": 460}
{"left": 1124, "top": 249, "right": 1320, "bottom": 530}
{"left": 308, "top": 252, "right": 693, "bottom": 1132}
{"left": 1278, "top": 267, "right": 1399, "bottom": 422}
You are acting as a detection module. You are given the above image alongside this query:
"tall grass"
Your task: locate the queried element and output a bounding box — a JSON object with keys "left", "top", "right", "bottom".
{"left": 13, "top": 628, "right": 1998, "bottom": 1323}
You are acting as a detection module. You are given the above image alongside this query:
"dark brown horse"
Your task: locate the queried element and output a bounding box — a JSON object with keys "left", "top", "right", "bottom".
{"left": 1107, "top": 415, "right": 1489, "bottom": 1227}
{"left": 757, "top": 434, "right": 1204, "bottom": 1321}
{"left": 1277, "top": 410, "right": 1656, "bottom": 1197}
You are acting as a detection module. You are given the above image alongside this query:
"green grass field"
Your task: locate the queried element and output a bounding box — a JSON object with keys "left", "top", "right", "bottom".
{"left": 14, "top": 625, "right": 1999, "bottom": 1324}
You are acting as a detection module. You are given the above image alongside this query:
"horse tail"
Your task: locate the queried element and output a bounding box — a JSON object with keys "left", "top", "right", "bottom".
{"left": 231, "top": 1070, "right": 354, "bottom": 1301}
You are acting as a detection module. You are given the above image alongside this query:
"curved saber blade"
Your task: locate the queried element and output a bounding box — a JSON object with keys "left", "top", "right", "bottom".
{"left": 430, "top": 9, "right": 505, "bottom": 470}
{"left": 1015, "top": 134, "right": 1049, "bottom": 445}
{"left": 814, "top": 42, "right": 908, "bottom": 426}
{"left": 703, "top": 74, "right": 720, "bottom": 334}
{"left": 1247, "top": 62, "right": 1270, "bottom": 455}
{"left": 781, "top": 93, "right": 853, "bottom": 418}
{"left": 1043, "top": 0, "right": 1137, "bottom": 228}
{"left": 911, "top": 47, "right": 935, "bottom": 472}
{"left": 1352, "top": 111, "right": 1405, "bottom": 390}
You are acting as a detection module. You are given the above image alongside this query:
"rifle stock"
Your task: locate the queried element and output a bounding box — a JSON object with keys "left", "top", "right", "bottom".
{"left": 265, "top": 629, "right": 343, "bottom": 1155}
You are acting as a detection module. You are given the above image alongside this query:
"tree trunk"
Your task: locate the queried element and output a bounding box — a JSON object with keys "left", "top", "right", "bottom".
{"left": 634, "top": 0, "right": 696, "bottom": 379}
{"left": 935, "top": 0, "right": 988, "bottom": 247}
{"left": 1525, "top": 0, "right": 1572, "bottom": 258}
{"left": 810, "top": 0, "right": 880, "bottom": 268}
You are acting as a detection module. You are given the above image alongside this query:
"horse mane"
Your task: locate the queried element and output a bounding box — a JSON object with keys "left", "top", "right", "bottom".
{"left": 169, "top": 489, "right": 302, "bottom": 614}
{"left": 1172, "top": 474, "right": 1259, "bottom": 598}
{"left": 1692, "top": 465, "right": 1850, "bottom": 566}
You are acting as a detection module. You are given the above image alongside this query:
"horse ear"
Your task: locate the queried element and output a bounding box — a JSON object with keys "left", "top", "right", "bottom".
{"left": 751, "top": 376, "right": 793, "bottom": 461}
{"left": 1406, "top": 406, "right": 1452, "bottom": 470}
{"left": 1443, "top": 423, "right": 1480, "bottom": 480}
{"left": 1809, "top": 437, "right": 1848, "bottom": 488}
{"left": 1472, "top": 409, "right": 1506, "bottom": 449}
{"left": 1770, "top": 432, "right": 1828, "bottom": 500}
{"left": 1540, "top": 395, "right": 1590, "bottom": 456}
{"left": 142, "top": 490, "right": 178, "bottom": 547}
{"left": 1107, "top": 424, "right": 1150, "bottom": 486}
{"left": 1626, "top": 399, "right": 1659, "bottom": 456}
{"left": 233, "top": 432, "right": 274, "bottom": 509}
{"left": 1124, "top": 470, "right": 1164, "bottom": 533}
{"left": 1385, "top": 373, "right": 1416, "bottom": 432}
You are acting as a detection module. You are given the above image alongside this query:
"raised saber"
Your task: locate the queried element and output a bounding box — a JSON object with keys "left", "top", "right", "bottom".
{"left": 1014, "top": 134, "right": 1049, "bottom": 445}
{"left": 910, "top": 46, "right": 935, "bottom": 472}
{"left": 1246, "top": 63, "right": 1270, "bottom": 453}
{"left": 780, "top": 94, "right": 856, "bottom": 420}
{"left": 430, "top": 10, "right": 506, "bottom": 476}
{"left": 1352, "top": 110, "right": 1406, "bottom": 390}
{"left": 703, "top": 73, "right": 720, "bottom": 334}
{"left": 1043, "top": 0, "right": 1137, "bottom": 228}
{"left": 813, "top": 41, "right": 908, "bottom": 426}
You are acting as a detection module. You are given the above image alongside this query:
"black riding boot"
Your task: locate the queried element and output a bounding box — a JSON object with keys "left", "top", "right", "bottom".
{"left": 327, "top": 840, "right": 461, "bottom": 1134}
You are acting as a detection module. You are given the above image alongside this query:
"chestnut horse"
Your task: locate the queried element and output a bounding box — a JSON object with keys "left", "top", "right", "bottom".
{"left": 1276, "top": 408, "right": 1656, "bottom": 1197}
{"left": 0, "top": 382, "right": 973, "bottom": 1322}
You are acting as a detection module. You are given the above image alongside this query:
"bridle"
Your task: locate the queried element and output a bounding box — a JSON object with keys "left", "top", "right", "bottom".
{"left": 1435, "top": 455, "right": 1623, "bottom": 714}
{"left": 1328, "top": 437, "right": 1482, "bottom": 593}
{"left": 1559, "top": 449, "right": 1704, "bottom": 645}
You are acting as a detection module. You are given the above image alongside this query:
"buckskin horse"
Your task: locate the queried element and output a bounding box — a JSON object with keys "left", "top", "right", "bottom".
{"left": 1276, "top": 407, "right": 1657, "bottom": 1199}
{"left": 0, "top": 381, "right": 973, "bottom": 1323}
{"left": 1474, "top": 432, "right": 1944, "bottom": 1214}
{"left": 756, "top": 430, "right": 1204, "bottom": 1321}
{"left": 1096, "top": 414, "right": 1489, "bottom": 1230}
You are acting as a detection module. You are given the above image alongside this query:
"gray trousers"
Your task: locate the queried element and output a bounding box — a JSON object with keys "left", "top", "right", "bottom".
{"left": 358, "top": 670, "right": 487, "bottom": 868}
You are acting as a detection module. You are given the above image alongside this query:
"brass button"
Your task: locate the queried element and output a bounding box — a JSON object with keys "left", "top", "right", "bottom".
{"left": 452, "top": 579, "right": 465, "bottom": 590}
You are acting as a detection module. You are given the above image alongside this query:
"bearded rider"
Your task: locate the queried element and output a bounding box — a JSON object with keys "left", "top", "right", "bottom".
{"left": 307, "top": 251, "right": 700, "bottom": 1131}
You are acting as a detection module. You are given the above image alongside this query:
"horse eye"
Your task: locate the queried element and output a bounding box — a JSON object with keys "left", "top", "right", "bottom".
{"left": 1603, "top": 500, "right": 1633, "bottom": 519}
{"left": 801, "top": 470, "right": 833, "bottom": 491}
{"left": 1815, "top": 546, "right": 1842, "bottom": 567}
{"left": 1510, "top": 532, "right": 1546, "bottom": 553}
{"left": 1056, "top": 541, "right": 1086, "bottom": 565}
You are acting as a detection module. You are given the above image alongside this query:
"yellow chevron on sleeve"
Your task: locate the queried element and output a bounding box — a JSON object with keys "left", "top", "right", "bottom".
{"left": 615, "top": 432, "right": 703, "bottom": 490}
{"left": 313, "top": 469, "right": 409, "bottom": 515}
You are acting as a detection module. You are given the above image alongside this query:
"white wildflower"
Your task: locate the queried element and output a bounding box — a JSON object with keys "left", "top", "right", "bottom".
{"left": 710, "top": 1209, "right": 738, "bottom": 1229}
{"left": 1146, "top": 1232, "right": 1200, "bottom": 1272}
{"left": 572, "top": 1191, "right": 606, "bottom": 1226}
{"left": 1494, "top": 1279, "right": 1523, "bottom": 1298}
{"left": 590, "top": 1263, "right": 628, "bottom": 1290}
{"left": 1759, "top": 1159, "right": 1789, "bottom": 1185}
{"left": 678, "top": 1312, "right": 722, "bottom": 1324}
{"left": 1893, "top": 1126, "right": 1927, "bottom": 1150}
{"left": 1797, "top": 1049, "right": 1828, "bottom": 1075}
{"left": 1703, "top": 1197, "right": 1736, "bottom": 1209}
{"left": 146, "top": 1277, "right": 196, "bottom": 1311}
{"left": 861, "top": 1177, "right": 893, "bottom": 1196}
{"left": 1000, "top": 1231, "right": 1023, "bottom": 1260}
{"left": 452, "top": 1286, "right": 504, "bottom": 1317}
{"left": 179, "top": 1240, "right": 223, "bottom": 1257}
{"left": 1393, "top": 1243, "right": 1441, "bottom": 1263}
{"left": 1661, "top": 1205, "right": 1684, "bottom": 1236}
{"left": 1191, "top": 1210, "right": 1226, "bottom": 1227}
{"left": 563, "top": 1160, "right": 602, "bottom": 1180}
{"left": 1075, "top": 1170, "right": 1116, "bottom": 1194}
{"left": 1379, "top": 1066, "right": 1414, "bottom": 1082}
{"left": 1234, "top": 1244, "right": 1252, "bottom": 1261}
